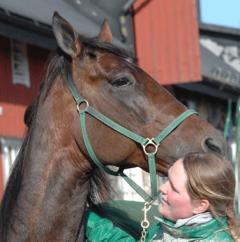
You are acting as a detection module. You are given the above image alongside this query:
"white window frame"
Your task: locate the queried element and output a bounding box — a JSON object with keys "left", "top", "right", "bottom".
{"left": 0, "top": 137, "right": 22, "bottom": 185}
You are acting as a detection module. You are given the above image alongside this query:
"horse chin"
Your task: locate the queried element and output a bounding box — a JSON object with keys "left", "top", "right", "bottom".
{"left": 156, "top": 159, "right": 171, "bottom": 176}
{"left": 157, "top": 171, "right": 168, "bottom": 177}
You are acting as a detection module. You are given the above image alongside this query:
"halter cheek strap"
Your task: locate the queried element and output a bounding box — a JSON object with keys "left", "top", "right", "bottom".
{"left": 63, "top": 67, "right": 197, "bottom": 202}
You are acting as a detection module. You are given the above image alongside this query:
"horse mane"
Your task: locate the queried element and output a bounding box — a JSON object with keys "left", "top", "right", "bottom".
{"left": 0, "top": 35, "right": 132, "bottom": 240}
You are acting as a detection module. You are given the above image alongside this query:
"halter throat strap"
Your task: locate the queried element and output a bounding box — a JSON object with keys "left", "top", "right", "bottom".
{"left": 63, "top": 66, "right": 197, "bottom": 202}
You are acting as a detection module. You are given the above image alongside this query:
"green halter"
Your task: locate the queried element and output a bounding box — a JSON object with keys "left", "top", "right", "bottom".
{"left": 63, "top": 66, "right": 197, "bottom": 203}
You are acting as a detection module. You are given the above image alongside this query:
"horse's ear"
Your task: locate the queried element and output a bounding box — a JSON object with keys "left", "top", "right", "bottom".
{"left": 52, "top": 12, "right": 81, "bottom": 57}
{"left": 98, "top": 19, "right": 112, "bottom": 43}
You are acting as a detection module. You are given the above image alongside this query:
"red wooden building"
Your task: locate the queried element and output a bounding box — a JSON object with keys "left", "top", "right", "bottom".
{"left": 133, "top": 0, "right": 201, "bottom": 85}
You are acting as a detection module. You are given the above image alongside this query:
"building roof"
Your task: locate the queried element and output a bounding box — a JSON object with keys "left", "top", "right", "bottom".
{"left": 0, "top": 0, "right": 133, "bottom": 50}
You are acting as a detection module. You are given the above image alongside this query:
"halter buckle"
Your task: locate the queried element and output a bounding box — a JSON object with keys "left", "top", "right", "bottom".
{"left": 77, "top": 100, "right": 89, "bottom": 113}
{"left": 142, "top": 138, "right": 159, "bottom": 155}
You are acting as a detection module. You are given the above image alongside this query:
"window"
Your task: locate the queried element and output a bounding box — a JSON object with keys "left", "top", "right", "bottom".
{"left": 118, "top": 167, "right": 145, "bottom": 201}
{"left": 0, "top": 137, "right": 22, "bottom": 185}
{"left": 109, "top": 167, "right": 161, "bottom": 202}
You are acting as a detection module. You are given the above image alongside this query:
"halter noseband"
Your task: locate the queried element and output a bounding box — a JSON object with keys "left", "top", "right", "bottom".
{"left": 63, "top": 66, "right": 197, "bottom": 203}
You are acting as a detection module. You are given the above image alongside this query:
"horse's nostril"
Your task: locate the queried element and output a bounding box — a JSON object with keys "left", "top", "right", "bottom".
{"left": 202, "top": 137, "right": 223, "bottom": 155}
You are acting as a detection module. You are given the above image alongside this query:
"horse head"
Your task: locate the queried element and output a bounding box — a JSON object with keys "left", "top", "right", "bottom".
{"left": 52, "top": 12, "right": 226, "bottom": 176}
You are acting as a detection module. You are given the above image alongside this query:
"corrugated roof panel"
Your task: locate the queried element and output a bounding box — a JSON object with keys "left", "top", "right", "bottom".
{"left": 0, "top": 0, "right": 133, "bottom": 50}
{"left": 133, "top": 0, "right": 201, "bottom": 85}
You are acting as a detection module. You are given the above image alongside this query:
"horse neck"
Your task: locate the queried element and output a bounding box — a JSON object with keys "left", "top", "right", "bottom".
{"left": 7, "top": 111, "right": 91, "bottom": 242}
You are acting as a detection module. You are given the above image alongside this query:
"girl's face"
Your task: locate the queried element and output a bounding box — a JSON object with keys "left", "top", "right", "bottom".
{"left": 159, "top": 158, "right": 196, "bottom": 221}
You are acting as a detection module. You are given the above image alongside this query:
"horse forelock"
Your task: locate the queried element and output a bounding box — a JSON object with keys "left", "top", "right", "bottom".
{"left": 82, "top": 36, "right": 135, "bottom": 59}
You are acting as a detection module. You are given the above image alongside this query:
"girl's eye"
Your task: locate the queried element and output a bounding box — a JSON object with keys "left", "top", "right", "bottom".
{"left": 86, "top": 51, "right": 97, "bottom": 59}
{"left": 171, "top": 184, "right": 179, "bottom": 193}
{"left": 110, "top": 77, "right": 132, "bottom": 87}
{"left": 169, "top": 180, "right": 179, "bottom": 193}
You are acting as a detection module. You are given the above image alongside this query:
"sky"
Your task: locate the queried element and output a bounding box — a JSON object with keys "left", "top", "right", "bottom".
{"left": 199, "top": 0, "right": 240, "bottom": 29}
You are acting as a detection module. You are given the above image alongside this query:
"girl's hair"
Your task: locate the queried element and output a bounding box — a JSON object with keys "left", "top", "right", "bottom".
{"left": 182, "top": 152, "right": 239, "bottom": 241}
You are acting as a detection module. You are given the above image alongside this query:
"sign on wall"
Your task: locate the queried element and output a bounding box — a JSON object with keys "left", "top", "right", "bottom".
{"left": 10, "top": 39, "right": 30, "bottom": 88}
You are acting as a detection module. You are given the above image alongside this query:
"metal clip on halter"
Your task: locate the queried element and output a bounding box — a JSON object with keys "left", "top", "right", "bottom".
{"left": 76, "top": 99, "right": 89, "bottom": 113}
{"left": 142, "top": 138, "right": 159, "bottom": 155}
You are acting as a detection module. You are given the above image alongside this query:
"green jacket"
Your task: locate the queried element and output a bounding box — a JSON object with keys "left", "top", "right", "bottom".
{"left": 146, "top": 216, "right": 233, "bottom": 241}
{"left": 85, "top": 201, "right": 233, "bottom": 242}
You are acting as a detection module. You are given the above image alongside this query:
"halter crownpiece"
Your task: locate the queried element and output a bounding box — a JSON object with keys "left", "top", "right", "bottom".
{"left": 63, "top": 63, "right": 198, "bottom": 202}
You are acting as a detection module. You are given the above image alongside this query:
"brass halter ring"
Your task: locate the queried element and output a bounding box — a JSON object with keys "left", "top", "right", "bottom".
{"left": 77, "top": 100, "right": 89, "bottom": 113}
{"left": 142, "top": 138, "right": 159, "bottom": 155}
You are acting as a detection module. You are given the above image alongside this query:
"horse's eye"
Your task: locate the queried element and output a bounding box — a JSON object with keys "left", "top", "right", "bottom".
{"left": 111, "top": 77, "right": 133, "bottom": 87}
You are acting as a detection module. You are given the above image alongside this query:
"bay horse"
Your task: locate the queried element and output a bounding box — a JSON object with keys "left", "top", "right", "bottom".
{"left": 0, "top": 12, "right": 226, "bottom": 242}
